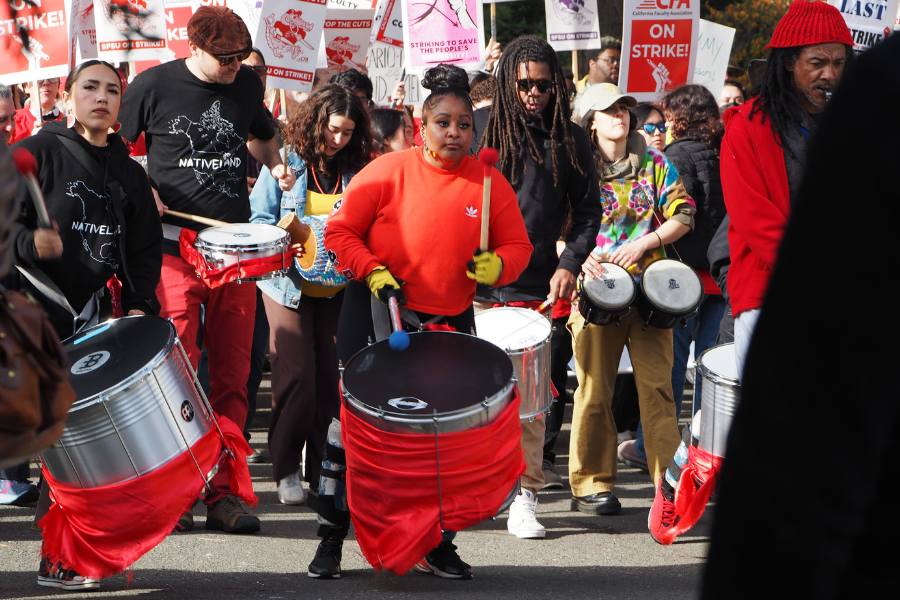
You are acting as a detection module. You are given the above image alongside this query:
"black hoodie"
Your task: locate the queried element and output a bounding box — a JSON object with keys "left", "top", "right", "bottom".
{"left": 474, "top": 110, "right": 602, "bottom": 302}
{"left": 10, "top": 121, "right": 162, "bottom": 329}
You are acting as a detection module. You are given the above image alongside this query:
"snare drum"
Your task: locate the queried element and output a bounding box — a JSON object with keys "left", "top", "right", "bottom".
{"left": 41, "top": 316, "right": 217, "bottom": 488}
{"left": 695, "top": 343, "right": 741, "bottom": 459}
{"left": 194, "top": 223, "right": 291, "bottom": 283}
{"left": 342, "top": 331, "right": 516, "bottom": 434}
{"left": 474, "top": 307, "right": 552, "bottom": 420}
{"left": 637, "top": 258, "right": 703, "bottom": 329}
{"left": 577, "top": 262, "right": 636, "bottom": 326}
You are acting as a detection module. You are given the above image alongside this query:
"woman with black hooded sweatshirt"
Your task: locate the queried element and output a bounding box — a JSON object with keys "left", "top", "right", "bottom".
{"left": 8, "top": 60, "right": 162, "bottom": 591}
{"left": 11, "top": 60, "right": 162, "bottom": 341}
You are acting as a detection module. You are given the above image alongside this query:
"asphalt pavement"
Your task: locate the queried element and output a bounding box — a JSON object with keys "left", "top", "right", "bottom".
{"left": 0, "top": 379, "right": 712, "bottom": 600}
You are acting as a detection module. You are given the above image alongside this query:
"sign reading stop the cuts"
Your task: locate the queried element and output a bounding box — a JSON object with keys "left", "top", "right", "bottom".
{"left": 620, "top": 0, "right": 699, "bottom": 101}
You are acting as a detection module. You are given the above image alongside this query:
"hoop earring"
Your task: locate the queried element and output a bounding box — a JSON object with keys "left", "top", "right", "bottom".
{"left": 65, "top": 110, "right": 76, "bottom": 129}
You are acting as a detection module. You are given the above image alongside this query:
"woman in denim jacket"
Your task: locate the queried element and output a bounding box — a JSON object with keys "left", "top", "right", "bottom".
{"left": 249, "top": 84, "right": 372, "bottom": 506}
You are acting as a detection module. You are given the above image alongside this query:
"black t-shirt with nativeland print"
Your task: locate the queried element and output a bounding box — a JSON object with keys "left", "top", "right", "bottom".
{"left": 118, "top": 60, "right": 275, "bottom": 230}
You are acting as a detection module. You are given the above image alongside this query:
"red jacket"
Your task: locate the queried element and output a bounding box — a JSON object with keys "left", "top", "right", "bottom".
{"left": 326, "top": 148, "right": 533, "bottom": 316}
{"left": 721, "top": 102, "right": 791, "bottom": 317}
{"left": 12, "top": 108, "right": 63, "bottom": 144}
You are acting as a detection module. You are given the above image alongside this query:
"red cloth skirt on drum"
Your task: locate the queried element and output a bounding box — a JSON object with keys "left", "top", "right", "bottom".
{"left": 341, "top": 396, "right": 526, "bottom": 576}
{"left": 670, "top": 445, "right": 723, "bottom": 538}
{"left": 38, "top": 415, "right": 256, "bottom": 579}
{"left": 179, "top": 228, "right": 296, "bottom": 289}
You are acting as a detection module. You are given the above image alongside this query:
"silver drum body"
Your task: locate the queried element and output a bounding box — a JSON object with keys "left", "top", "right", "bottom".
{"left": 696, "top": 343, "right": 741, "bottom": 459}
{"left": 474, "top": 307, "right": 553, "bottom": 420}
{"left": 342, "top": 331, "right": 517, "bottom": 435}
{"left": 41, "top": 316, "right": 214, "bottom": 489}
{"left": 194, "top": 223, "right": 290, "bottom": 283}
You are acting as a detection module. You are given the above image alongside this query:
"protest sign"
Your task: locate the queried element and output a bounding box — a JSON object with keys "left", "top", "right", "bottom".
{"left": 256, "top": 0, "right": 328, "bottom": 93}
{"left": 366, "top": 40, "right": 422, "bottom": 105}
{"left": 693, "top": 19, "right": 734, "bottom": 99}
{"left": 375, "top": 0, "right": 401, "bottom": 47}
{"left": 327, "top": 0, "right": 376, "bottom": 9}
{"left": 69, "top": 0, "right": 98, "bottom": 63}
{"left": 315, "top": 8, "right": 375, "bottom": 82}
{"left": 619, "top": 0, "right": 700, "bottom": 101}
{"left": 829, "top": 0, "right": 899, "bottom": 54}
{"left": 0, "top": 0, "right": 70, "bottom": 84}
{"left": 93, "top": 0, "right": 167, "bottom": 61}
{"left": 191, "top": 0, "right": 264, "bottom": 44}
{"left": 544, "top": 0, "right": 601, "bottom": 51}
{"left": 134, "top": 0, "right": 192, "bottom": 74}
{"left": 400, "top": 0, "right": 484, "bottom": 70}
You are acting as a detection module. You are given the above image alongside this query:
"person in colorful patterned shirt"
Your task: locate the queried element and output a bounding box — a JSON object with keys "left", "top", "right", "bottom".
{"left": 567, "top": 83, "right": 695, "bottom": 518}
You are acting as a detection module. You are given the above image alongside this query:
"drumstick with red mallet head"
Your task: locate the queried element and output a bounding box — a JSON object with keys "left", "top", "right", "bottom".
{"left": 478, "top": 148, "right": 499, "bottom": 251}
{"left": 12, "top": 148, "right": 51, "bottom": 229}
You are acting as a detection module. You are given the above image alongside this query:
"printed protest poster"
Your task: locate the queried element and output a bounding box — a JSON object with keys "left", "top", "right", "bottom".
{"left": 619, "top": 0, "right": 700, "bottom": 101}
{"left": 544, "top": 0, "right": 601, "bottom": 51}
{"left": 134, "top": 0, "right": 193, "bottom": 74}
{"left": 693, "top": 19, "right": 734, "bottom": 99}
{"left": 828, "top": 0, "right": 899, "bottom": 54}
{"left": 69, "top": 0, "right": 98, "bottom": 63}
{"left": 366, "top": 40, "right": 422, "bottom": 105}
{"left": 375, "top": 0, "right": 401, "bottom": 47}
{"left": 315, "top": 8, "right": 375, "bottom": 81}
{"left": 327, "top": 0, "right": 376, "bottom": 9}
{"left": 256, "top": 0, "right": 328, "bottom": 93}
{"left": 93, "top": 0, "right": 167, "bottom": 61}
{"left": 400, "top": 0, "right": 484, "bottom": 70}
{"left": 1, "top": 0, "right": 70, "bottom": 84}
{"left": 191, "top": 0, "right": 264, "bottom": 44}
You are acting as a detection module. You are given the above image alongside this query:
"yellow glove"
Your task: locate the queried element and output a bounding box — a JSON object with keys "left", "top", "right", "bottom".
{"left": 466, "top": 249, "right": 504, "bottom": 285}
{"left": 365, "top": 266, "right": 405, "bottom": 304}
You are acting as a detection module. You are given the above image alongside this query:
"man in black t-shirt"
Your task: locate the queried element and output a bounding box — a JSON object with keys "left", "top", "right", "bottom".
{"left": 119, "top": 6, "right": 295, "bottom": 535}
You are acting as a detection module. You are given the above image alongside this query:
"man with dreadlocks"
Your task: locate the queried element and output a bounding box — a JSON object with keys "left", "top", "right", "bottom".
{"left": 720, "top": 1, "right": 852, "bottom": 380}
{"left": 475, "top": 34, "right": 602, "bottom": 540}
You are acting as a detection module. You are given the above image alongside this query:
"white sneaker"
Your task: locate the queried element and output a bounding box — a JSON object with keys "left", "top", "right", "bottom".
{"left": 277, "top": 470, "right": 306, "bottom": 505}
{"left": 507, "top": 489, "right": 546, "bottom": 539}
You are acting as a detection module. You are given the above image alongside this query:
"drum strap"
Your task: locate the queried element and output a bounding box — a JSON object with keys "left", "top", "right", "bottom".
{"left": 15, "top": 266, "right": 100, "bottom": 335}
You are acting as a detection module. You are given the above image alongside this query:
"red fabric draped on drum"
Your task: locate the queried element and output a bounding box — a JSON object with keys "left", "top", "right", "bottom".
{"left": 38, "top": 416, "right": 256, "bottom": 579}
{"left": 341, "top": 397, "right": 526, "bottom": 576}
{"left": 178, "top": 228, "right": 296, "bottom": 289}
{"left": 670, "top": 445, "right": 723, "bottom": 539}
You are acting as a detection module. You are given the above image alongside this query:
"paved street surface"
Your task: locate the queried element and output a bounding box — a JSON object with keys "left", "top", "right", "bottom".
{"left": 0, "top": 378, "right": 712, "bottom": 600}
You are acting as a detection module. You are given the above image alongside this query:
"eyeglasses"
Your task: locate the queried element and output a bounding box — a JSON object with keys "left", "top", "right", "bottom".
{"left": 515, "top": 79, "right": 553, "bottom": 94}
{"left": 248, "top": 65, "right": 268, "bottom": 76}
{"left": 38, "top": 78, "right": 60, "bottom": 85}
{"left": 641, "top": 122, "right": 667, "bottom": 135}
{"left": 597, "top": 57, "right": 619, "bottom": 67}
{"left": 215, "top": 52, "right": 251, "bottom": 66}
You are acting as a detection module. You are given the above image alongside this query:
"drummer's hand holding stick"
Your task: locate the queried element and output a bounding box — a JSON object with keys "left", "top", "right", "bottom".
{"left": 366, "top": 267, "right": 409, "bottom": 351}
{"left": 12, "top": 148, "right": 63, "bottom": 260}
{"left": 546, "top": 268, "right": 576, "bottom": 306}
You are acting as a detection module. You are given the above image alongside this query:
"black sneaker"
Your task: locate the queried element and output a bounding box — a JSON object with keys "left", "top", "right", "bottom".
{"left": 414, "top": 541, "right": 473, "bottom": 580}
{"left": 37, "top": 557, "right": 100, "bottom": 590}
{"left": 308, "top": 536, "right": 343, "bottom": 579}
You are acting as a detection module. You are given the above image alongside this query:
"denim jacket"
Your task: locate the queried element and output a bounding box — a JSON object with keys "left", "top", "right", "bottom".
{"left": 249, "top": 149, "right": 354, "bottom": 308}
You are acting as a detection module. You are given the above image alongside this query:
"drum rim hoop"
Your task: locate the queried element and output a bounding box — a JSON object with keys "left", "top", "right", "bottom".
{"left": 474, "top": 306, "right": 552, "bottom": 353}
{"left": 695, "top": 343, "right": 741, "bottom": 388}
{"left": 66, "top": 316, "right": 179, "bottom": 412}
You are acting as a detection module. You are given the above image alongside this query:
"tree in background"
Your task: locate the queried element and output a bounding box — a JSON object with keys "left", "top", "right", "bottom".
{"left": 706, "top": 0, "right": 794, "bottom": 70}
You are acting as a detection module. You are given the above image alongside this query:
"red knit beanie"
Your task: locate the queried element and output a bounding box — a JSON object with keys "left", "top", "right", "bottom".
{"left": 766, "top": 1, "right": 853, "bottom": 49}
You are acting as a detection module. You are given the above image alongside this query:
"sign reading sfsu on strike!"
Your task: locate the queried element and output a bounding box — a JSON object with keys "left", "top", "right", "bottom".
{"left": 619, "top": 0, "right": 700, "bottom": 102}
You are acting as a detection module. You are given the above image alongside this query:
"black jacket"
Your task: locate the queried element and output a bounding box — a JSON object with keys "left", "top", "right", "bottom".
{"left": 707, "top": 214, "right": 730, "bottom": 301}
{"left": 475, "top": 113, "right": 602, "bottom": 302}
{"left": 10, "top": 122, "right": 162, "bottom": 327}
{"left": 664, "top": 137, "right": 727, "bottom": 272}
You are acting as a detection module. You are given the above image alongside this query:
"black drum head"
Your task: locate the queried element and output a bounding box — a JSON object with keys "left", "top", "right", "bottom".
{"left": 342, "top": 332, "right": 514, "bottom": 418}
{"left": 63, "top": 316, "right": 175, "bottom": 403}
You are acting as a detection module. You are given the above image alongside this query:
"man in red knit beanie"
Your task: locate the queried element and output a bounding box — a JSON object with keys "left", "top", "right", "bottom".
{"left": 647, "top": 0, "right": 853, "bottom": 544}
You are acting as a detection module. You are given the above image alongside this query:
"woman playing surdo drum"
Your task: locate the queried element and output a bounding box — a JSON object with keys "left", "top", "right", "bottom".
{"left": 310, "top": 64, "right": 532, "bottom": 581}
{"left": 7, "top": 60, "right": 162, "bottom": 591}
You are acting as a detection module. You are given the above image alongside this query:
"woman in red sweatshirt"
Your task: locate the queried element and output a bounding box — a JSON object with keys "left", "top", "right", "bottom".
{"left": 312, "top": 64, "right": 531, "bottom": 582}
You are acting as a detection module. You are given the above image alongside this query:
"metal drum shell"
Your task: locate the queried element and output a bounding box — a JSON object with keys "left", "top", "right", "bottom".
{"left": 341, "top": 331, "right": 517, "bottom": 435}
{"left": 474, "top": 307, "right": 553, "bottom": 420}
{"left": 695, "top": 343, "right": 741, "bottom": 459}
{"left": 40, "top": 318, "right": 214, "bottom": 489}
{"left": 194, "top": 224, "right": 290, "bottom": 283}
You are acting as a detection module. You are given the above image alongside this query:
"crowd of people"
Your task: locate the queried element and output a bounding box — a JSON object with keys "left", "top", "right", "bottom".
{"left": 0, "top": 0, "right": 866, "bottom": 590}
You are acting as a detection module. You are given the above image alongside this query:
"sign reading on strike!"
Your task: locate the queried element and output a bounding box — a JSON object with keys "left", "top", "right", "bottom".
{"left": 93, "top": 0, "right": 167, "bottom": 61}
{"left": 0, "top": 0, "right": 70, "bottom": 85}
{"left": 544, "top": 0, "right": 602, "bottom": 52}
{"left": 256, "top": 0, "right": 328, "bottom": 93}
{"left": 619, "top": 0, "right": 699, "bottom": 101}
{"left": 828, "top": 0, "right": 899, "bottom": 54}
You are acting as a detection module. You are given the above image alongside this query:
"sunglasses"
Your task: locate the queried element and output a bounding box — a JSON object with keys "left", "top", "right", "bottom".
{"left": 38, "top": 78, "right": 60, "bottom": 85}
{"left": 515, "top": 79, "right": 553, "bottom": 94}
{"left": 641, "top": 122, "right": 667, "bottom": 135}
{"left": 248, "top": 65, "right": 268, "bottom": 75}
{"left": 215, "top": 52, "right": 251, "bottom": 66}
